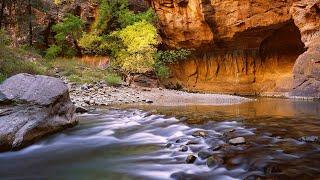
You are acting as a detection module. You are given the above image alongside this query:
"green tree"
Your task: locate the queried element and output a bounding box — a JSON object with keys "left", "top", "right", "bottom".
{"left": 46, "top": 13, "right": 84, "bottom": 58}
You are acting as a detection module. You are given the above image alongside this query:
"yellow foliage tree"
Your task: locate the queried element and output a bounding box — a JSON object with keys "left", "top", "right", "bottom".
{"left": 113, "top": 20, "right": 158, "bottom": 73}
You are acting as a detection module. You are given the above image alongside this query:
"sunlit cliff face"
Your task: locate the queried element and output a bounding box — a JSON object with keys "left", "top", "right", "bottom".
{"left": 148, "top": 0, "right": 320, "bottom": 97}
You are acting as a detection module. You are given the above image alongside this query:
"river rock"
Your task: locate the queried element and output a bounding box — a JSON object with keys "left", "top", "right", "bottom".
{"left": 207, "top": 155, "right": 224, "bottom": 167}
{"left": 165, "top": 143, "right": 172, "bottom": 148}
{"left": 186, "top": 155, "right": 197, "bottom": 164}
{"left": 180, "top": 145, "right": 188, "bottom": 152}
{"left": 0, "top": 74, "right": 77, "bottom": 152}
{"left": 75, "top": 106, "right": 88, "bottom": 113}
{"left": 229, "top": 137, "right": 246, "bottom": 145}
{"left": 299, "top": 136, "right": 320, "bottom": 143}
{"left": 192, "top": 130, "right": 208, "bottom": 137}
{"left": 198, "top": 150, "right": 213, "bottom": 160}
{"left": 209, "top": 144, "right": 222, "bottom": 151}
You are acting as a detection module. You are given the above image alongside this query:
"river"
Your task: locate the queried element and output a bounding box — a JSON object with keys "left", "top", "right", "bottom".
{"left": 0, "top": 98, "right": 319, "bottom": 179}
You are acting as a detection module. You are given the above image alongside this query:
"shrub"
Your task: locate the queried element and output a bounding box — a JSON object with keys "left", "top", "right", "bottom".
{"left": 0, "top": 73, "right": 7, "bottom": 83}
{"left": 155, "top": 63, "right": 170, "bottom": 79}
{"left": 156, "top": 49, "right": 191, "bottom": 64}
{"left": 105, "top": 73, "right": 122, "bottom": 86}
{"left": 154, "top": 49, "right": 192, "bottom": 79}
{"left": 45, "top": 45, "right": 62, "bottom": 59}
{"left": 0, "top": 29, "right": 10, "bottom": 47}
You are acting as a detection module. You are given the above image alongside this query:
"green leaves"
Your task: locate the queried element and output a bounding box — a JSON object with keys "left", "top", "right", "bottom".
{"left": 0, "top": 29, "right": 11, "bottom": 47}
{"left": 156, "top": 49, "right": 192, "bottom": 64}
{"left": 46, "top": 14, "right": 84, "bottom": 58}
{"left": 118, "top": 8, "right": 156, "bottom": 28}
{"left": 112, "top": 20, "right": 158, "bottom": 73}
{"left": 115, "top": 20, "right": 158, "bottom": 53}
{"left": 154, "top": 49, "right": 192, "bottom": 79}
{"left": 52, "top": 14, "right": 84, "bottom": 43}
{"left": 45, "top": 45, "right": 62, "bottom": 59}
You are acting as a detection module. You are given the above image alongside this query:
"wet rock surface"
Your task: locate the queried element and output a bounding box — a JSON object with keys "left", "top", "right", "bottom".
{"left": 299, "top": 136, "right": 320, "bottom": 143}
{"left": 229, "top": 137, "right": 246, "bottom": 145}
{"left": 0, "top": 74, "right": 76, "bottom": 152}
{"left": 186, "top": 155, "right": 197, "bottom": 164}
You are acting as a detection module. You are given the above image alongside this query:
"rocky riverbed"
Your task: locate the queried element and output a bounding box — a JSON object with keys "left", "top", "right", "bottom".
{"left": 63, "top": 78, "right": 252, "bottom": 108}
{"left": 1, "top": 99, "right": 320, "bottom": 179}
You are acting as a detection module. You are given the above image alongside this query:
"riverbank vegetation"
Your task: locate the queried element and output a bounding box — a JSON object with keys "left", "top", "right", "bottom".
{"left": 0, "top": 30, "right": 46, "bottom": 83}
{"left": 0, "top": 0, "right": 191, "bottom": 85}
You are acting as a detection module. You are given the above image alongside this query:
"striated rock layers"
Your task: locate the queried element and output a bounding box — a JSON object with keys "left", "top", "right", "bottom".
{"left": 148, "top": 0, "right": 320, "bottom": 97}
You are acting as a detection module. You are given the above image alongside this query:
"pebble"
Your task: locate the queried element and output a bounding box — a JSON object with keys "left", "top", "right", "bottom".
{"left": 198, "top": 150, "right": 213, "bottom": 159}
{"left": 207, "top": 155, "right": 224, "bottom": 167}
{"left": 180, "top": 145, "right": 188, "bottom": 152}
{"left": 75, "top": 106, "right": 88, "bottom": 113}
{"left": 299, "top": 136, "right": 320, "bottom": 143}
{"left": 165, "top": 143, "right": 172, "bottom": 148}
{"left": 209, "top": 144, "right": 222, "bottom": 151}
{"left": 186, "top": 155, "right": 197, "bottom": 164}
{"left": 229, "top": 137, "right": 246, "bottom": 145}
{"left": 146, "top": 100, "right": 153, "bottom": 104}
{"left": 176, "top": 138, "right": 188, "bottom": 143}
{"left": 192, "top": 130, "right": 208, "bottom": 137}
{"left": 186, "top": 140, "right": 199, "bottom": 145}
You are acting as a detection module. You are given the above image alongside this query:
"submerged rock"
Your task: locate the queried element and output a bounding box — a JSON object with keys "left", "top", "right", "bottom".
{"left": 192, "top": 130, "right": 208, "bottom": 137}
{"left": 180, "top": 145, "right": 188, "bottom": 152}
{"left": 198, "top": 150, "right": 213, "bottom": 160}
{"left": 75, "top": 106, "right": 88, "bottom": 113}
{"left": 299, "top": 136, "right": 320, "bottom": 143}
{"left": 229, "top": 137, "right": 246, "bottom": 145}
{"left": 186, "top": 140, "right": 199, "bottom": 145}
{"left": 165, "top": 143, "right": 173, "bottom": 148}
{"left": 207, "top": 155, "right": 224, "bottom": 167}
{"left": 209, "top": 144, "right": 222, "bottom": 151}
{"left": 0, "top": 74, "right": 77, "bottom": 152}
{"left": 186, "top": 155, "right": 197, "bottom": 164}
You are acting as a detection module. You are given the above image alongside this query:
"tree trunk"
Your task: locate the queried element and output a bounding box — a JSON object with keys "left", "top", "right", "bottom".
{"left": 0, "top": 0, "right": 6, "bottom": 29}
{"left": 28, "top": 0, "right": 32, "bottom": 46}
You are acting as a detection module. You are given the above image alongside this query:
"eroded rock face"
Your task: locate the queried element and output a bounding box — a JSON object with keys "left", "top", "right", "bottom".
{"left": 149, "top": 0, "right": 319, "bottom": 96}
{"left": 0, "top": 74, "right": 76, "bottom": 152}
{"left": 290, "top": 0, "right": 320, "bottom": 98}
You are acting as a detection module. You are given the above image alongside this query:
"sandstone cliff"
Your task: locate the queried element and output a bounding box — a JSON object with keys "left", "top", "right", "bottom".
{"left": 149, "top": 0, "right": 320, "bottom": 97}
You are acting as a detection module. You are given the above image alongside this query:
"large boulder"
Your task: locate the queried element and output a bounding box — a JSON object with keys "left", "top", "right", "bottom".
{"left": 0, "top": 74, "right": 77, "bottom": 152}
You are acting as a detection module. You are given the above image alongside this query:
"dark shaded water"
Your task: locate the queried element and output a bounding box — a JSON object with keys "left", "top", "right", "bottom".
{"left": 0, "top": 98, "right": 320, "bottom": 179}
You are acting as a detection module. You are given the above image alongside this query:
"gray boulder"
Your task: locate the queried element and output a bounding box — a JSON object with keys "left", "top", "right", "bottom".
{"left": 0, "top": 74, "right": 77, "bottom": 152}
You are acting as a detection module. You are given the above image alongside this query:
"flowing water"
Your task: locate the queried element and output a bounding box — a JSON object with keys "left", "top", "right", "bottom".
{"left": 0, "top": 98, "right": 320, "bottom": 180}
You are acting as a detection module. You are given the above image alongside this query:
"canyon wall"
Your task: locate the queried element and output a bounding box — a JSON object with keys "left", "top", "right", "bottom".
{"left": 149, "top": 0, "right": 320, "bottom": 97}
{"left": 290, "top": 0, "right": 320, "bottom": 98}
